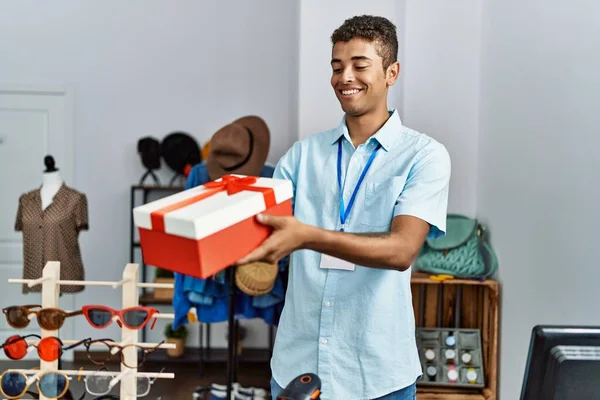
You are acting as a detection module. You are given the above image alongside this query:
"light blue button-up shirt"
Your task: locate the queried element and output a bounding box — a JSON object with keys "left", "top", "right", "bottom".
{"left": 270, "top": 109, "right": 451, "bottom": 400}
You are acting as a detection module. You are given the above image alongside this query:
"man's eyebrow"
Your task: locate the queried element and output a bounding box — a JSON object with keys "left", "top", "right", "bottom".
{"left": 330, "top": 56, "right": 372, "bottom": 64}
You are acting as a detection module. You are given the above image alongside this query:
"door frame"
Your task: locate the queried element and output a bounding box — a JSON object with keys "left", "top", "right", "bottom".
{"left": 0, "top": 83, "right": 76, "bottom": 185}
{"left": 0, "top": 83, "right": 77, "bottom": 360}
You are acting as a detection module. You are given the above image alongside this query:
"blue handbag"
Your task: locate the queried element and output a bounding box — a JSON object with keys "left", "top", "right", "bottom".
{"left": 413, "top": 214, "right": 498, "bottom": 280}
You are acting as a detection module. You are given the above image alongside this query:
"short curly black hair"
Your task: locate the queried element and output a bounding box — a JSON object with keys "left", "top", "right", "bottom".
{"left": 331, "top": 15, "right": 398, "bottom": 71}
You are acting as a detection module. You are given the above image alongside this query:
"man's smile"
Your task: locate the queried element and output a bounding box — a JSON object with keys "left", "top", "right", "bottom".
{"left": 339, "top": 88, "right": 364, "bottom": 98}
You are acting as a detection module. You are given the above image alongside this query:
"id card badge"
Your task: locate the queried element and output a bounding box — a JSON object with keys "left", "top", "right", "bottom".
{"left": 320, "top": 253, "right": 355, "bottom": 271}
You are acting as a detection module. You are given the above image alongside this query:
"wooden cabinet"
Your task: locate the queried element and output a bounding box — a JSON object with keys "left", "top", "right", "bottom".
{"left": 411, "top": 273, "right": 500, "bottom": 400}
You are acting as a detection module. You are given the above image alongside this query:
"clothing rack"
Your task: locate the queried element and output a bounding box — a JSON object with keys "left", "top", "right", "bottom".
{"left": 226, "top": 266, "right": 237, "bottom": 399}
{"left": 191, "top": 266, "right": 244, "bottom": 399}
{"left": 7, "top": 261, "right": 176, "bottom": 399}
{"left": 190, "top": 265, "right": 273, "bottom": 400}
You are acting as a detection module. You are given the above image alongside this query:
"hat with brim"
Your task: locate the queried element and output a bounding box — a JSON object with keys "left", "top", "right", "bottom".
{"left": 235, "top": 261, "right": 278, "bottom": 296}
{"left": 206, "top": 116, "right": 270, "bottom": 180}
{"left": 161, "top": 132, "right": 202, "bottom": 174}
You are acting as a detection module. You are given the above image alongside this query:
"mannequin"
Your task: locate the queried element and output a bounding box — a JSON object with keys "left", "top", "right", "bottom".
{"left": 41, "top": 156, "right": 63, "bottom": 210}
{"left": 14, "top": 155, "right": 89, "bottom": 294}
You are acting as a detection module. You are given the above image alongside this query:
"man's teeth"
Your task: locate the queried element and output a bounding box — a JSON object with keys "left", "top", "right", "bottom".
{"left": 342, "top": 89, "right": 361, "bottom": 95}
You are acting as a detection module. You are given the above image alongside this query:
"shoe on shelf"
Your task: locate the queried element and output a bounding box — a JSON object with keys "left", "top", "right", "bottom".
{"left": 209, "top": 382, "right": 267, "bottom": 399}
{"left": 193, "top": 386, "right": 211, "bottom": 400}
{"left": 209, "top": 389, "right": 254, "bottom": 400}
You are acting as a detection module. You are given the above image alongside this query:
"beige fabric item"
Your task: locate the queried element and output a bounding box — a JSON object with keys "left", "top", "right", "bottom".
{"left": 15, "top": 184, "right": 88, "bottom": 294}
{"left": 235, "top": 261, "right": 278, "bottom": 296}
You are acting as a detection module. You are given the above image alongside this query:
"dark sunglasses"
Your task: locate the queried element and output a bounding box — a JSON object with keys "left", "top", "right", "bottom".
{"left": 2, "top": 304, "right": 82, "bottom": 330}
{"left": 81, "top": 305, "right": 159, "bottom": 330}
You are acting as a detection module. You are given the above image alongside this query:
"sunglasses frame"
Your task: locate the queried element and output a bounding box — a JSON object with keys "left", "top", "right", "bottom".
{"left": 125, "top": 367, "right": 165, "bottom": 397}
{"left": 81, "top": 339, "right": 166, "bottom": 369}
{"left": 2, "top": 334, "right": 41, "bottom": 360}
{"left": 2, "top": 304, "right": 82, "bottom": 330}
{"left": 0, "top": 370, "right": 70, "bottom": 399}
{"left": 83, "top": 367, "right": 114, "bottom": 397}
{"left": 81, "top": 305, "right": 159, "bottom": 330}
{"left": 2, "top": 304, "right": 40, "bottom": 329}
{"left": 2, "top": 334, "right": 92, "bottom": 363}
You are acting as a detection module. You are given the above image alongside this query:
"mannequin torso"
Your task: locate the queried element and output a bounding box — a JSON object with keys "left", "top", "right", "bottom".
{"left": 41, "top": 171, "right": 63, "bottom": 210}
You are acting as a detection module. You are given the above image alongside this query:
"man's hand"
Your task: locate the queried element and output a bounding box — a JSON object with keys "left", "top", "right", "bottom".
{"left": 236, "top": 214, "right": 429, "bottom": 271}
{"left": 235, "top": 214, "right": 313, "bottom": 265}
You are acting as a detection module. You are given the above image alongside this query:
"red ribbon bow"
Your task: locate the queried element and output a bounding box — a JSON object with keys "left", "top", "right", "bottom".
{"left": 204, "top": 175, "right": 258, "bottom": 195}
{"left": 150, "top": 175, "right": 276, "bottom": 233}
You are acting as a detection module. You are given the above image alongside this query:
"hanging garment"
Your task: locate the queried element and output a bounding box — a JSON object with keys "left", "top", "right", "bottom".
{"left": 172, "top": 162, "right": 287, "bottom": 329}
{"left": 15, "top": 184, "right": 88, "bottom": 294}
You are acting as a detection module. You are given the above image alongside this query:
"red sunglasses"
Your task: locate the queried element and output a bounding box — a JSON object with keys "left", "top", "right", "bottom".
{"left": 2, "top": 334, "right": 89, "bottom": 362}
{"left": 81, "top": 305, "right": 159, "bottom": 330}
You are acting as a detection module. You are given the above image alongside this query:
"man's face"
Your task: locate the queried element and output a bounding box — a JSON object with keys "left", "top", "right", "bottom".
{"left": 330, "top": 38, "right": 398, "bottom": 117}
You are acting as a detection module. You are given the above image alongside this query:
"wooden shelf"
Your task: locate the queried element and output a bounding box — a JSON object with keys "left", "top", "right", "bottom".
{"left": 139, "top": 294, "right": 172, "bottom": 305}
{"left": 411, "top": 272, "right": 500, "bottom": 400}
{"left": 411, "top": 272, "right": 498, "bottom": 288}
{"left": 145, "top": 347, "right": 271, "bottom": 364}
{"left": 417, "top": 393, "right": 485, "bottom": 400}
{"left": 131, "top": 185, "right": 185, "bottom": 191}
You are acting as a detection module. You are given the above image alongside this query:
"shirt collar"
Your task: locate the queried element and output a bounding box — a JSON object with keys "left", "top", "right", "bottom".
{"left": 330, "top": 109, "right": 402, "bottom": 151}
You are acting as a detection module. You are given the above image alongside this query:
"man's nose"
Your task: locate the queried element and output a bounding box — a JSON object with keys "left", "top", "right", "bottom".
{"left": 341, "top": 68, "right": 354, "bottom": 83}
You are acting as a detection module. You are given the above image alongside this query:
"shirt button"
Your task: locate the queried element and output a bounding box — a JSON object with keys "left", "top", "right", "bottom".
{"left": 321, "top": 338, "right": 328, "bottom": 344}
{"left": 324, "top": 301, "right": 331, "bottom": 307}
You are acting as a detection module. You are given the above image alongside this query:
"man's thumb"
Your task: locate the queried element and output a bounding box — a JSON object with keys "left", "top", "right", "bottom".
{"left": 257, "top": 213, "right": 280, "bottom": 228}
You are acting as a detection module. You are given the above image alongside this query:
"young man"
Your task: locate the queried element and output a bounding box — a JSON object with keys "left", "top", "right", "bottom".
{"left": 237, "top": 15, "right": 451, "bottom": 400}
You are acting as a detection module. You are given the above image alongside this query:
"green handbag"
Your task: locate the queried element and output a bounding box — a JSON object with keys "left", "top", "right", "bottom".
{"left": 413, "top": 214, "right": 498, "bottom": 280}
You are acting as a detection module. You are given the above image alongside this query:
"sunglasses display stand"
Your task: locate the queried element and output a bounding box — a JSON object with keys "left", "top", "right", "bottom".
{"left": 6, "top": 261, "right": 177, "bottom": 399}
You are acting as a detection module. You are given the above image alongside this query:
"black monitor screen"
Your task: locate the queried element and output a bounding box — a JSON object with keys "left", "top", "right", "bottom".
{"left": 520, "top": 325, "right": 600, "bottom": 400}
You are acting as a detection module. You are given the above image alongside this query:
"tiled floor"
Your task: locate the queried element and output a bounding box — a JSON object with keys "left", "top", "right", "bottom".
{"left": 0, "top": 358, "right": 272, "bottom": 399}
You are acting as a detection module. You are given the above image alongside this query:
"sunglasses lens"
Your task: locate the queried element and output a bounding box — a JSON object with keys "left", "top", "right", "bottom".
{"left": 87, "top": 341, "right": 111, "bottom": 365}
{"left": 38, "top": 337, "right": 62, "bottom": 362}
{"left": 86, "top": 375, "right": 111, "bottom": 395}
{"left": 39, "top": 373, "right": 67, "bottom": 397}
{"left": 86, "top": 309, "right": 112, "bottom": 328}
{"left": 38, "top": 309, "right": 64, "bottom": 330}
{"left": 123, "top": 309, "right": 149, "bottom": 328}
{"left": 6, "top": 307, "right": 30, "bottom": 328}
{"left": 1, "top": 372, "right": 26, "bottom": 397}
{"left": 136, "top": 377, "right": 151, "bottom": 396}
{"left": 3, "top": 335, "right": 28, "bottom": 360}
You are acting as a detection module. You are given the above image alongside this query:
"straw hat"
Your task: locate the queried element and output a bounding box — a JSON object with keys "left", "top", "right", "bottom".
{"left": 235, "top": 261, "right": 278, "bottom": 296}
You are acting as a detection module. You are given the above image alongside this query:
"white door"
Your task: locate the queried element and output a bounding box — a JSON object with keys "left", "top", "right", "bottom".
{"left": 0, "top": 85, "right": 76, "bottom": 360}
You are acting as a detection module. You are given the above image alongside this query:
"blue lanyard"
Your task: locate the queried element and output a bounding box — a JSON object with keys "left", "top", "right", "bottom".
{"left": 337, "top": 139, "right": 381, "bottom": 231}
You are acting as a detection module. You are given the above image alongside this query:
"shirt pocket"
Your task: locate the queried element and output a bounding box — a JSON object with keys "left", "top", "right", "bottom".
{"left": 361, "top": 176, "right": 407, "bottom": 229}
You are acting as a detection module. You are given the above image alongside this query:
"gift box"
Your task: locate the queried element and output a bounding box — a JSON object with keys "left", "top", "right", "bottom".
{"left": 133, "top": 174, "right": 293, "bottom": 279}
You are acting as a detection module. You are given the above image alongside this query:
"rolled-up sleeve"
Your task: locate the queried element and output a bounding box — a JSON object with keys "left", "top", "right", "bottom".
{"left": 393, "top": 143, "right": 451, "bottom": 239}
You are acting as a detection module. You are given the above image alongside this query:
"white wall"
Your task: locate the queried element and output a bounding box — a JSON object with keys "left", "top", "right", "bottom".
{"left": 478, "top": 0, "right": 600, "bottom": 398}
{"left": 403, "top": 1, "right": 482, "bottom": 216}
{"left": 0, "top": 0, "right": 299, "bottom": 349}
{"left": 297, "top": 0, "right": 479, "bottom": 217}
{"left": 298, "top": 0, "right": 405, "bottom": 139}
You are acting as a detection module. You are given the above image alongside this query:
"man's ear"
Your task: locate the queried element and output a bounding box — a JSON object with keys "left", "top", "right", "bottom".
{"left": 386, "top": 61, "right": 400, "bottom": 86}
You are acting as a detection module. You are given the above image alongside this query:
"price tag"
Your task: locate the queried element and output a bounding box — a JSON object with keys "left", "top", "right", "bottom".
{"left": 319, "top": 254, "right": 355, "bottom": 271}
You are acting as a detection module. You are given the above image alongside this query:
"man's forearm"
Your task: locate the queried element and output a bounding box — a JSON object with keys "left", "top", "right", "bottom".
{"left": 302, "top": 225, "right": 414, "bottom": 271}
